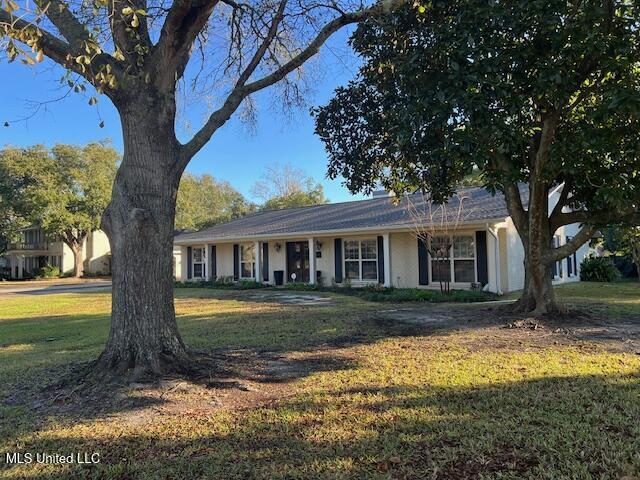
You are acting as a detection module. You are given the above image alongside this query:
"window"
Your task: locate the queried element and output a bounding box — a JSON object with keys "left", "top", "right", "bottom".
{"left": 430, "top": 235, "right": 476, "bottom": 283}
{"left": 240, "top": 244, "right": 255, "bottom": 279}
{"left": 192, "top": 247, "right": 205, "bottom": 279}
{"left": 430, "top": 236, "right": 451, "bottom": 283}
{"left": 552, "top": 236, "right": 563, "bottom": 278}
{"left": 344, "top": 239, "right": 378, "bottom": 281}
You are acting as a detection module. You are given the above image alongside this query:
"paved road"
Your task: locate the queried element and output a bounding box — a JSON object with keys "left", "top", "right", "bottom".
{"left": 0, "top": 280, "right": 112, "bottom": 296}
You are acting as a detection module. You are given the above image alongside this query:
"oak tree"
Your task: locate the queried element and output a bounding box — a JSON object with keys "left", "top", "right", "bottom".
{"left": 0, "top": 143, "right": 118, "bottom": 276}
{"left": 252, "top": 162, "right": 328, "bottom": 210}
{"left": 1, "top": 0, "right": 406, "bottom": 376}
{"left": 176, "top": 173, "right": 252, "bottom": 231}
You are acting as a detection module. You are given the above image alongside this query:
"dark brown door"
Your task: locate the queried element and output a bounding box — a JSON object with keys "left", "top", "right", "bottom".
{"left": 286, "top": 241, "right": 310, "bottom": 283}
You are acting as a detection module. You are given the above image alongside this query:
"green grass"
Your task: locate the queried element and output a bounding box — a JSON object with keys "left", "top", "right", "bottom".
{"left": 0, "top": 283, "right": 639, "bottom": 479}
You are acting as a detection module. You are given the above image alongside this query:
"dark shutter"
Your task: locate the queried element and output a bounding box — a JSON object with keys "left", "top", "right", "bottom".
{"left": 418, "top": 238, "right": 429, "bottom": 285}
{"left": 187, "top": 247, "right": 192, "bottom": 279}
{"left": 566, "top": 236, "right": 572, "bottom": 276}
{"left": 476, "top": 231, "right": 489, "bottom": 285}
{"left": 233, "top": 244, "right": 239, "bottom": 280}
{"left": 377, "top": 236, "right": 385, "bottom": 284}
{"left": 334, "top": 238, "right": 343, "bottom": 283}
{"left": 262, "top": 242, "right": 269, "bottom": 282}
{"left": 210, "top": 245, "right": 217, "bottom": 279}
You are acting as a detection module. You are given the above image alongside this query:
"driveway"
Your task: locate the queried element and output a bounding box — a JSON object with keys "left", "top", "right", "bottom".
{"left": 0, "top": 279, "right": 112, "bottom": 296}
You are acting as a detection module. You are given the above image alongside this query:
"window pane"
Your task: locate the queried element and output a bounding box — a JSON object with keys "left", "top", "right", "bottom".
{"left": 362, "top": 261, "right": 378, "bottom": 280}
{"left": 345, "top": 261, "right": 360, "bottom": 279}
{"left": 344, "top": 240, "right": 360, "bottom": 260}
{"left": 241, "top": 245, "right": 255, "bottom": 262}
{"left": 361, "top": 240, "right": 377, "bottom": 259}
{"left": 431, "top": 236, "right": 451, "bottom": 259}
{"left": 241, "top": 262, "right": 253, "bottom": 278}
{"left": 454, "top": 260, "right": 475, "bottom": 282}
{"left": 431, "top": 259, "right": 451, "bottom": 282}
{"left": 194, "top": 264, "right": 203, "bottom": 278}
{"left": 453, "top": 236, "right": 475, "bottom": 258}
{"left": 193, "top": 248, "right": 203, "bottom": 262}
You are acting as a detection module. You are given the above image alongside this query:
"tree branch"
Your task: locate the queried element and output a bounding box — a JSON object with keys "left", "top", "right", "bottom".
{"left": 549, "top": 179, "right": 573, "bottom": 223}
{"left": 108, "top": 0, "right": 152, "bottom": 57}
{"left": 547, "top": 223, "right": 596, "bottom": 262}
{"left": 152, "top": 0, "right": 220, "bottom": 90}
{"left": 182, "top": 0, "right": 407, "bottom": 161}
{"left": 1, "top": 8, "right": 122, "bottom": 87}
{"left": 34, "top": 0, "right": 89, "bottom": 47}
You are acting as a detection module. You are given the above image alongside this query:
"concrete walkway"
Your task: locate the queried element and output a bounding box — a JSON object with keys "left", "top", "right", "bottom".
{"left": 0, "top": 279, "right": 112, "bottom": 296}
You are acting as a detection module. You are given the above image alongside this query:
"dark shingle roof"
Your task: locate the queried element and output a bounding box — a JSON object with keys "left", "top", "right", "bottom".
{"left": 175, "top": 186, "right": 521, "bottom": 243}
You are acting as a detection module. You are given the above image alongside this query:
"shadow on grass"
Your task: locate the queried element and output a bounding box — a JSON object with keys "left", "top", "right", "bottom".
{"left": 2, "top": 372, "right": 639, "bottom": 479}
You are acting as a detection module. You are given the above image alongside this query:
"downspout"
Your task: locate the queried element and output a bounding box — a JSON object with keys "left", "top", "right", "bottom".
{"left": 486, "top": 223, "right": 503, "bottom": 295}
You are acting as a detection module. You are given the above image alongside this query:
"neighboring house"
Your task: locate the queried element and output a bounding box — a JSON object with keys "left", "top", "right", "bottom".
{"left": 173, "top": 185, "right": 590, "bottom": 293}
{"left": 5, "top": 226, "right": 111, "bottom": 279}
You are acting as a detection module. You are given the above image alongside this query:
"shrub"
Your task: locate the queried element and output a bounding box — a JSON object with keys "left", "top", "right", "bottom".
{"left": 37, "top": 264, "right": 60, "bottom": 279}
{"left": 340, "top": 286, "right": 497, "bottom": 303}
{"left": 174, "top": 277, "right": 268, "bottom": 290}
{"left": 580, "top": 256, "right": 621, "bottom": 282}
{"left": 281, "top": 282, "right": 318, "bottom": 291}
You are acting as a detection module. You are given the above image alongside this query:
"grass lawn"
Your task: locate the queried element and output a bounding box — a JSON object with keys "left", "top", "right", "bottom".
{"left": 0, "top": 282, "right": 639, "bottom": 479}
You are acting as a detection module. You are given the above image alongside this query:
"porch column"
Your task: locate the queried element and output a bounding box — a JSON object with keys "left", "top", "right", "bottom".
{"left": 18, "top": 256, "right": 24, "bottom": 279}
{"left": 205, "top": 244, "right": 211, "bottom": 281}
{"left": 254, "top": 241, "right": 261, "bottom": 282}
{"left": 383, "top": 233, "right": 391, "bottom": 287}
{"left": 308, "top": 237, "right": 316, "bottom": 284}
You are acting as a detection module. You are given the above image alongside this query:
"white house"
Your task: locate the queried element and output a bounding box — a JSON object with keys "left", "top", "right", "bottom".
{"left": 5, "top": 226, "right": 111, "bottom": 279}
{"left": 173, "top": 185, "right": 590, "bottom": 293}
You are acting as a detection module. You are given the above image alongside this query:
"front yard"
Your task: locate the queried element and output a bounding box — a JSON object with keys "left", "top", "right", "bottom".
{"left": 0, "top": 283, "right": 639, "bottom": 479}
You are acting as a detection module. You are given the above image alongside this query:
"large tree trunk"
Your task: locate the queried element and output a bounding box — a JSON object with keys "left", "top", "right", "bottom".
{"left": 71, "top": 245, "right": 84, "bottom": 278}
{"left": 515, "top": 252, "right": 559, "bottom": 315}
{"left": 508, "top": 179, "right": 561, "bottom": 316}
{"left": 97, "top": 96, "right": 191, "bottom": 378}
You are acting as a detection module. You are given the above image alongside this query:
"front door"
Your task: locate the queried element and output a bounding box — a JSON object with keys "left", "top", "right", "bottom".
{"left": 286, "top": 242, "right": 310, "bottom": 283}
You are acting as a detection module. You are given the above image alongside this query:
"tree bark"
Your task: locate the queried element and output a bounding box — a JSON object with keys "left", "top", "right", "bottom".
{"left": 515, "top": 252, "right": 558, "bottom": 315}
{"left": 71, "top": 244, "right": 84, "bottom": 278}
{"left": 97, "top": 95, "right": 191, "bottom": 378}
{"left": 506, "top": 180, "right": 562, "bottom": 316}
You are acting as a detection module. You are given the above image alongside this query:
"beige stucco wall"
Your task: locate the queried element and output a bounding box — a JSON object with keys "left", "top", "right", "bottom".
{"left": 83, "top": 230, "right": 111, "bottom": 274}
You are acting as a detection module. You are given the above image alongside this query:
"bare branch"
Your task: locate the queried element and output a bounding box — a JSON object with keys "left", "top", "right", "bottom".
{"left": 182, "top": 0, "right": 408, "bottom": 161}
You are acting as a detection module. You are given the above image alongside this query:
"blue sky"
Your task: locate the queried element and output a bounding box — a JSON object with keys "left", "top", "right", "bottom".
{"left": 0, "top": 30, "right": 366, "bottom": 203}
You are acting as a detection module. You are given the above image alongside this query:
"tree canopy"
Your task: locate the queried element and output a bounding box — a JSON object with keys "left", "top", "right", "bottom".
{"left": 0, "top": 143, "right": 118, "bottom": 275}
{"left": 176, "top": 173, "right": 253, "bottom": 231}
{"left": 314, "top": 0, "right": 640, "bottom": 313}
{"left": 252, "top": 163, "right": 328, "bottom": 210}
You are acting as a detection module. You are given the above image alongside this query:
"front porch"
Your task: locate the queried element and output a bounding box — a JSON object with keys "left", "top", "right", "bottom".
{"left": 176, "top": 228, "right": 504, "bottom": 293}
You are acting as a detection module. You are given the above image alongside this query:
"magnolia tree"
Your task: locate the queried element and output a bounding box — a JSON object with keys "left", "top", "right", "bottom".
{"left": 0, "top": 0, "right": 405, "bottom": 377}
{"left": 315, "top": 0, "right": 640, "bottom": 315}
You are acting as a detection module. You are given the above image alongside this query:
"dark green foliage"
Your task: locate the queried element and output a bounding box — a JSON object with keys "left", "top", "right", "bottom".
{"left": 340, "top": 285, "right": 497, "bottom": 303}
{"left": 175, "top": 279, "right": 268, "bottom": 290}
{"left": 175, "top": 279, "right": 497, "bottom": 303}
{"left": 580, "top": 256, "right": 621, "bottom": 282}
{"left": 314, "top": 0, "right": 640, "bottom": 208}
